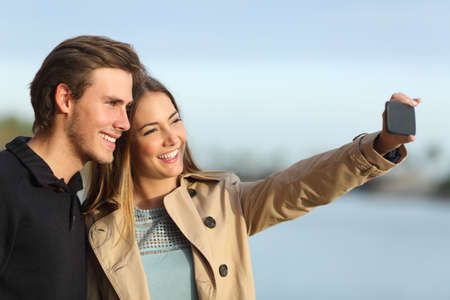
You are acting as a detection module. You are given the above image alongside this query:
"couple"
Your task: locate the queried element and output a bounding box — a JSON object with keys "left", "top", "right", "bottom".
{"left": 0, "top": 35, "right": 421, "bottom": 300}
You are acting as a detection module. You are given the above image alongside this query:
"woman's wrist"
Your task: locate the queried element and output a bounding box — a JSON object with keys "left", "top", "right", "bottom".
{"left": 373, "top": 132, "right": 401, "bottom": 156}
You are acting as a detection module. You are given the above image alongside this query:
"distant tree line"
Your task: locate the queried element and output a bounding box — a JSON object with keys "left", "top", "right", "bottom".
{"left": 0, "top": 116, "right": 33, "bottom": 149}
{"left": 436, "top": 175, "right": 450, "bottom": 198}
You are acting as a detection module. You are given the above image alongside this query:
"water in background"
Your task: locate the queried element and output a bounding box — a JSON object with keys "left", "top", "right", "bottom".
{"left": 250, "top": 192, "right": 450, "bottom": 300}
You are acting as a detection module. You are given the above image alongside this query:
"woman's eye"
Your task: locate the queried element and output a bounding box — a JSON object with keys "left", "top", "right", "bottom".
{"left": 172, "top": 118, "right": 182, "bottom": 124}
{"left": 143, "top": 128, "right": 157, "bottom": 136}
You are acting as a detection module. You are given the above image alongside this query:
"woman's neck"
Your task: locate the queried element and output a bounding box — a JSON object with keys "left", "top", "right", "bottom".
{"left": 133, "top": 176, "right": 179, "bottom": 210}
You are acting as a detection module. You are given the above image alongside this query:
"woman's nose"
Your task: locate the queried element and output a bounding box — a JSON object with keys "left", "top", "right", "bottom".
{"left": 163, "top": 129, "right": 179, "bottom": 146}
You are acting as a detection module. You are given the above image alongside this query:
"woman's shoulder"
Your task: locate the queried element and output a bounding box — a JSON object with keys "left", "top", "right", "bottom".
{"left": 83, "top": 200, "right": 121, "bottom": 230}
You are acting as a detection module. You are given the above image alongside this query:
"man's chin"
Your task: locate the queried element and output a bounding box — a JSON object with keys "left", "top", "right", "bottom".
{"left": 89, "top": 152, "right": 114, "bottom": 165}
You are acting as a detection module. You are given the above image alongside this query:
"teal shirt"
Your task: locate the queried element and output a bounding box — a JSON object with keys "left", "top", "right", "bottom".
{"left": 135, "top": 207, "right": 199, "bottom": 300}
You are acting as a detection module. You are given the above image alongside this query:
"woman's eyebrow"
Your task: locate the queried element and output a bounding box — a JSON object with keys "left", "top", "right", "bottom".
{"left": 168, "top": 111, "right": 178, "bottom": 119}
{"left": 139, "top": 111, "right": 179, "bottom": 130}
{"left": 139, "top": 122, "right": 157, "bottom": 130}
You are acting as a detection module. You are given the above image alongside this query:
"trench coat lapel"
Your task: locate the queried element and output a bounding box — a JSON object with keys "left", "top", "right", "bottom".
{"left": 89, "top": 210, "right": 151, "bottom": 300}
{"left": 163, "top": 186, "right": 215, "bottom": 276}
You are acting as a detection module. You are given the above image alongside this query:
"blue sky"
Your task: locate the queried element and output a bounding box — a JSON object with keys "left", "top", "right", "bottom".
{"left": 1, "top": 0, "right": 449, "bottom": 172}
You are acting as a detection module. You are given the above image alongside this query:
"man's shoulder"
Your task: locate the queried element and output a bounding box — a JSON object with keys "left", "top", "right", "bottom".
{"left": 0, "top": 148, "right": 28, "bottom": 184}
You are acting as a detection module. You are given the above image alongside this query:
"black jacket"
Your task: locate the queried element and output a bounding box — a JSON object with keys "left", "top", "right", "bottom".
{"left": 0, "top": 137, "right": 86, "bottom": 300}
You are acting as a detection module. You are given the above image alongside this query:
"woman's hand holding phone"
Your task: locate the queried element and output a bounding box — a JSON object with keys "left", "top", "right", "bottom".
{"left": 374, "top": 92, "right": 421, "bottom": 156}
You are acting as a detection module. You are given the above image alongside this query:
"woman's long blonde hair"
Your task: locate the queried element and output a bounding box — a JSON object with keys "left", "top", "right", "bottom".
{"left": 83, "top": 75, "right": 201, "bottom": 239}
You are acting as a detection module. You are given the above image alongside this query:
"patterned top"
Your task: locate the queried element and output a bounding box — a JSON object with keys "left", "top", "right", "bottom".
{"left": 134, "top": 206, "right": 199, "bottom": 300}
{"left": 135, "top": 206, "right": 191, "bottom": 255}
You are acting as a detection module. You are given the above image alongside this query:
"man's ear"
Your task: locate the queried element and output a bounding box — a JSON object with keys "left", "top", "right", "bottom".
{"left": 54, "top": 83, "right": 73, "bottom": 114}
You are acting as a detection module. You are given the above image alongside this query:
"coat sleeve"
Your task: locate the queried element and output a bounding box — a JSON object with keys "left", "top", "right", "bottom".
{"left": 235, "top": 132, "right": 407, "bottom": 236}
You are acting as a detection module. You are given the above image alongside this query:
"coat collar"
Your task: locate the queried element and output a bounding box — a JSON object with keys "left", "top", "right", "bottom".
{"left": 89, "top": 180, "right": 219, "bottom": 292}
{"left": 181, "top": 170, "right": 229, "bottom": 184}
{"left": 89, "top": 171, "right": 227, "bottom": 293}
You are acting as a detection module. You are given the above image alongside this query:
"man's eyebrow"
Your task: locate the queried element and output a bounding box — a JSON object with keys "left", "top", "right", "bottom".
{"left": 103, "top": 96, "right": 125, "bottom": 102}
{"left": 139, "top": 111, "right": 179, "bottom": 131}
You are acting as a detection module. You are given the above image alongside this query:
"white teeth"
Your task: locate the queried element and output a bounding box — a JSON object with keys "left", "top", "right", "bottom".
{"left": 158, "top": 149, "right": 178, "bottom": 160}
{"left": 100, "top": 133, "right": 116, "bottom": 143}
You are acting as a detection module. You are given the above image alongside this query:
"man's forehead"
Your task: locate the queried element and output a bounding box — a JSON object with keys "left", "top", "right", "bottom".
{"left": 89, "top": 67, "right": 132, "bottom": 83}
{"left": 89, "top": 68, "right": 133, "bottom": 100}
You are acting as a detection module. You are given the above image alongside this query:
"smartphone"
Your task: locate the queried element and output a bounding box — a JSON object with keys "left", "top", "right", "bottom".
{"left": 385, "top": 101, "right": 416, "bottom": 136}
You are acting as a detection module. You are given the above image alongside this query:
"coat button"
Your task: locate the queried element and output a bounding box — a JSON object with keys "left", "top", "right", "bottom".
{"left": 219, "top": 264, "right": 228, "bottom": 277}
{"left": 204, "top": 216, "right": 216, "bottom": 229}
{"left": 187, "top": 188, "right": 197, "bottom": 197}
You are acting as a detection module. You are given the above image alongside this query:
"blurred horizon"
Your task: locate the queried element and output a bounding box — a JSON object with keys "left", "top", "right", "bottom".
{"left": 1, "top": 115, "right": 449, "bottom": 198}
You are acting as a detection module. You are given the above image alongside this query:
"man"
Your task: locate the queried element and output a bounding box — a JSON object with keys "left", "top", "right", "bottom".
{"left": 0, "top": 35, "right": 144, "bottom": 299}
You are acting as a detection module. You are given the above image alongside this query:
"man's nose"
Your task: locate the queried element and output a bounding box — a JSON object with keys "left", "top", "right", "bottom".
{"left": 113, "top": 107, "right": 130, "bottom": 132}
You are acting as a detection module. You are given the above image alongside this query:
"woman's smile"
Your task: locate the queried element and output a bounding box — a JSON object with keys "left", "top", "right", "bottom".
{"left": 157, "top": 148, "right": 180, "bottom": 163}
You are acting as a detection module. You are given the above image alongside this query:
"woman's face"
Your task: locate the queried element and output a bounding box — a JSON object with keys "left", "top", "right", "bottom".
{"left": 130, "top": 91, "right": 186, "bottom": 181}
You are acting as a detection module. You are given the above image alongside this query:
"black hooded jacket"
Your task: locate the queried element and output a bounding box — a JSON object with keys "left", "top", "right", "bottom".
{"left": 0, "top": 137, "right": 86, "bottom": 300}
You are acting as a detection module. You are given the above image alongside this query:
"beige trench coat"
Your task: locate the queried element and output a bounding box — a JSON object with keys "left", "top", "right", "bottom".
{"left": 85, "top": 132, "right": 406, "bottom": 300}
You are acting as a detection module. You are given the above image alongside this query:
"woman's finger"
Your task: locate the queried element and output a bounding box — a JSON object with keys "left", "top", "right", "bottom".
{"left": 412, "top": 98, "right": 422, "bottom": 106}
{"left": 389, "top": 92, "right": 417, "bottom": 107}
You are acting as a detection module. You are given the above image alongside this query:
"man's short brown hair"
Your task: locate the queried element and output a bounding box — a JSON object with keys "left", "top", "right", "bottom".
{"left": 30, "top": 35, "right": 145, "bottom": 133}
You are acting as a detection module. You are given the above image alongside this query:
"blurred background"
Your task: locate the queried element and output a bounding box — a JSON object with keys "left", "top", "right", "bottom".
{"left": 1, "top": 0, "right": 449, "bottom": 298}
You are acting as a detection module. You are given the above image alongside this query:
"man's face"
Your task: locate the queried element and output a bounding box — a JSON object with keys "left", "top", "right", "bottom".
{"left": 66, "top": 68, "right": 133, "bottom": 164}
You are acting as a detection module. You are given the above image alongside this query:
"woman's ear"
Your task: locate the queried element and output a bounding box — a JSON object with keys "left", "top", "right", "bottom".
{"left": 54, "top": 83, "right": 73, "bottom": 114}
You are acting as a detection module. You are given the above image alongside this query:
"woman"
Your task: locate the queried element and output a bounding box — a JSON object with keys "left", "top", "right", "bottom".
{"left": 83, "top": 75, "right": 420, "bottom": 299}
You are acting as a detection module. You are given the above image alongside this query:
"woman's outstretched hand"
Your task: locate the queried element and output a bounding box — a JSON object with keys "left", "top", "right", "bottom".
{"left": 374, "top": 92, "right": 421, "bottom": 156}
